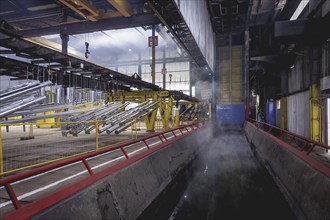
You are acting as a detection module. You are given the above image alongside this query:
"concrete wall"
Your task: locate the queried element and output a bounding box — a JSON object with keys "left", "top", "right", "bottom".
{"left": 244, "top": 122, "right": 330, "bottom": 220}
{"left": 31, "top": 129, "right": 206, "bottom": 220}
{"left": 174, "top": 0, "right": 215, "bottom": 72}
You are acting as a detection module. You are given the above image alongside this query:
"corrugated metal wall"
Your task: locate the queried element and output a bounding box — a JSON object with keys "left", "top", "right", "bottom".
{"left": 218, "top": 46, "right": 242, "bottom": 104}
{"left": 174, "top": 0, "right": 215, "bottom": 71}
{"left": 287, "top": 90, "right": 310, "bottom": 138}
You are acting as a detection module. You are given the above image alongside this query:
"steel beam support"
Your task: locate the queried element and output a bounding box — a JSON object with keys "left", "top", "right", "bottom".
{"left": 144, "top": 94, "right": 159, "bottom": 132}
{"left": 0, "top": 24, "right": 160, "bottom": 91}
{"left": 275, "top": 16, "right": 330, "bottom": 43}
{"left": 60, "top": 34, "right": 69, "bottom": 55}
{"left": 161, "top": 96, "right": 173, "bottom": 130}
{"left": 175, "top": 108, "right": 179, "bottom": 128}
{"left": 19, "top": 14, "right": 159, "bottom": 37}
{"left": 310, "top": 84, "right": 321, "bottom": 142}
{"left": 280, "top": 97, "right": 287, "bottom": 130}
{"left": 107, "top": 0, "right": 133, "bottom": 17}
{"left": 244, "top": 29, "right": 250, "bottom": 121}
{"left": 151, "top": 24, "right": 156, "bottom": 85}
{"left": 58, "top": 0, "right": 99, "bottom": 21}
{"left": 147, "top": 0, "right": 211, "bottom": 71}
{"left": 162, "top": 49, "right": 166, "bottom": 90}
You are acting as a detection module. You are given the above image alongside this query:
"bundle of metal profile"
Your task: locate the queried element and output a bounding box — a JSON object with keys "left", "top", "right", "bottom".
{"left": 84, "top": 102, "right": 130, "bottom": 134}
{"left": 179, "top": 105, "right": 193, "bottom": 120}
{"left": 0, "top": 81, "right": 51, "bottom": 103}
{"left": 180, "top": 105, "right": 200, "bottom": 121}
{"left": 98, "top": 100, "right": 159, "bottom": 135}
{"left": 61, "top": 102, "right": 129, "bottom": 136}
{"left": 0, "top": 107, "right": 99, "bottom": 124}
{"left": 0, "top": 81, "right": 39, "bottom": 98}
{"left": 0, "top": 96, "right": 46, "bottom": 118}
{"left": 0, "top": 81, "right": 52, "bottom": 118}
{"left": 97, "top": 101, "right": 148, "bottom": 134}
{"left": 8, "top": 103, "right": 75, "bottom": 117}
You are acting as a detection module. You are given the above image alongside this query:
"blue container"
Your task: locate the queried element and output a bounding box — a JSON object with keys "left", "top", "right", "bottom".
{"left": 216, "top": 103, "right": 245, "bottom": 125}
{"left": 266, "top": 101, "right": 276, "bottom": 125}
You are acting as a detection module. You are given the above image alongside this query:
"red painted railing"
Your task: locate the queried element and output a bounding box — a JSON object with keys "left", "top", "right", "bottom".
{"left": 0, "top": 123, "right": 202, "bottom": 218}
{"left": 248, "top": 119, "right": 330, "bottom": 177}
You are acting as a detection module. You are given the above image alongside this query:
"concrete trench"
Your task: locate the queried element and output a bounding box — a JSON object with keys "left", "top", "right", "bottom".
{"left": 30, "top": 123, "right": 329, "bottom": 220}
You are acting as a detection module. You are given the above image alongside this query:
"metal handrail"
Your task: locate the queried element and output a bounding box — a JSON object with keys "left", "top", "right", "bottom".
{"left": 249, "top": 119, "right": 330, "bottom": 152}
{"left": 0, "top": 123, "right": 201, "bottom": 210}
{"left": 248, "top": 119, "right": 330, "bottom": 177}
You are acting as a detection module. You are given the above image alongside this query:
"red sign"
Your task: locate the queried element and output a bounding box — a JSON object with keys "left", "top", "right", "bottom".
{"left": 161, "top": 68, "right": 167, "bottom": 75}
{"left": 148, "top": 36, "right": 158, "bottom": 47}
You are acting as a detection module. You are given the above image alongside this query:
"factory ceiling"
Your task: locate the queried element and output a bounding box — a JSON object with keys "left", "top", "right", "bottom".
{"left": 0, "top": 0, "right": 158, "bottom": 37}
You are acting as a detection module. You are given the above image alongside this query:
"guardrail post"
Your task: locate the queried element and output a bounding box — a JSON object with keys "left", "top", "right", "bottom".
{"left": 0, "top": 124, "right": 3, "bottom": 174}
{"left": 175, "top": 108, "right": 180, "bottom": 128}
{"left": 5, "top": 184, "right": 21, "bottom": 209}
{"left": 95, "top": 120, "right": 99, "bottom": 152}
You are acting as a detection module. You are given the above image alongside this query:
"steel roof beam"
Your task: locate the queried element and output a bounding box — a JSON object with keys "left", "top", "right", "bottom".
{"left": 58, "top": 0, "right": 99, "bottom": 21}
{"left": 0, "top": 23, "right": 160, "bottom": 91}
{"left": 18, "top": 14, "right": 159, "bottom": 37}
{"left": 107, "top": 0, "right": 133, "bottom": 17}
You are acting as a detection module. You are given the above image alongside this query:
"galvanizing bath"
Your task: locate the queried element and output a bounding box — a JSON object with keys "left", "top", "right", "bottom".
{"left": 139, "top": 125, "right": 296, "bottom": 220}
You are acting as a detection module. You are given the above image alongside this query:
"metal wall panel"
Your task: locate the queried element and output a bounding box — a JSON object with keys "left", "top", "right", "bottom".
{"left": 287, "top": 90, "right": 310, "bottom": 138}
{"left": 288, "top": 55, "right": 304, "bottom": 93}
{"left": 174, "top": 0, "right": 215, "bottom": 71}
{"left": 218, "top": 46, "right": 242, "bottom": 104}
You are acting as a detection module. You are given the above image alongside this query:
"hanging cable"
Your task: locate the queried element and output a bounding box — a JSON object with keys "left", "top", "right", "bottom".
{"left": 85, "top": 33, "right": 90, "bottom": 58}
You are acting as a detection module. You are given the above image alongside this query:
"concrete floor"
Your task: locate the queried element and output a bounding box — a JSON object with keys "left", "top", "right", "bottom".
{"left": 1, "top": 123, "right": 160, "bottom": 174}
{"left": 0, "top": 126, "right": 184, "bottom": 217}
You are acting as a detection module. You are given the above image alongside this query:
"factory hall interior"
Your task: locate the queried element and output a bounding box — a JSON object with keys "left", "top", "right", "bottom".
{"left": 0, "top": 0, "right": 329, "bottom": 219}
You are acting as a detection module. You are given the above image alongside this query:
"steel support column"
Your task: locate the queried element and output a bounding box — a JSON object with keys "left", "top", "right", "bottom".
{"left": 151, "top": 25, "right": 156, "bottom": 85}
{"left": 310, "top": 84, "right": 321, "bottom": 142}
{"left": 280, "top": 97, "right": 287, "bottom": 130}
{"left": 162, "top": 49, "right": 166, "bottom": 90}
{"left": 144, "top": 94, "right": 158, "bottom": 132}
{"left": 60, "top": 34, "right": 69, "bottom": 55}
{"left": 244, "top": 29, "right": 250, "bottom": 121}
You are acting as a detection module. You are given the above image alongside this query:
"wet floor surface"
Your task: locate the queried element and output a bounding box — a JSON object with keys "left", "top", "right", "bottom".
{"left": 139, "top": 126, "right": 297, "bottom": 220}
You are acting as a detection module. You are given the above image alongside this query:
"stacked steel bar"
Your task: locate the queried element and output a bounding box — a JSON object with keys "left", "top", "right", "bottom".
{"left": 61, "top": 102, "right": 129, "bottom": 136}
{"left": 0, "top": 81, "right": 51, "bottom": 118}
{"left": 179, "top": 105, "right": 201, "bottom": 121}
{"left": 99, "top": 100, "right": 159, "bottom": 135}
